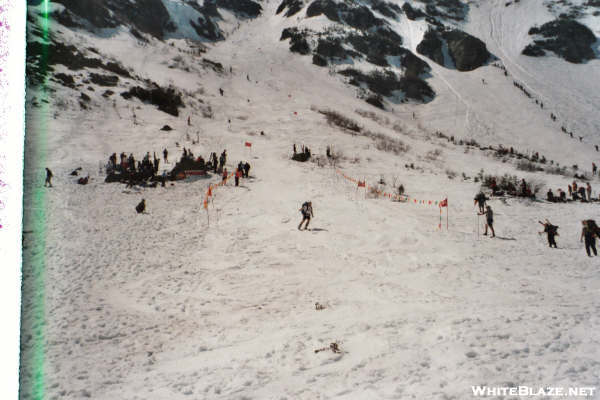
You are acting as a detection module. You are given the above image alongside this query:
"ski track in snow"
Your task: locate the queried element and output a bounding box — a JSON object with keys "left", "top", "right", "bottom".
{"left": 20, "top": 1, "right": 600, "bottom": 399}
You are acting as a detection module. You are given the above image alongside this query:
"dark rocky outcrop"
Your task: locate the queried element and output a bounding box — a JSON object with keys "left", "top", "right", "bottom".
{"left": 443, "top": 30, "right": 490, "bottom": 71}
{"left": 347, "top": 28, "right": 403, "bottom": 67}
{"left": 402, "top": 3, "right": 427, "bottom": 20}
{"left": 121, "top": 85, "right": 184, "bottom": 116}
{"left": 55, "top": 0, "right": 173, "bottom": 39}
{"left": 190, "top": 15, "right": 224, "bottom": 41}
{"left": 416, "top": 28, "right": 491, "bottom": 71}
{"left": 312, "top": 54, "right": 328, "bottom": 66}
{"left": 419, "top": 0, "right": 468, "bottom": 21}
{"left": 522, "top": 19, "right": 596, "bottom": 63}
{"left": 281, "top": 28, "right": 312, "bottom": 55}
{"left": 216, "top": 0, "right": 262, "bottom": 18}
{"left": 365, "top": 0, "right": 402, "bottom": 19}
{"left": 89, "top": 73, "right": 119, "bottom": 86}
{"left": 339, "top": 69, "right": 434, "bottom": 102}
{"left": 53, "top": 73, "right": 76, "bottom": 89}
{"left": 306, "top": 0, "right": 385, "bottom": 31}
{"left": 416, "top": 28, "right": 444, "bottom": 66}
{"left": 276, "top": 0, "right": 304, "bottom": 17}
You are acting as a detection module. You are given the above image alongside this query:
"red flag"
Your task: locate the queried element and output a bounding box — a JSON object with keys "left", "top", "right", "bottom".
{"left": 245, "top": 142, "right": 252, "bottom": 147}
{"left": 358, "top": 180, "right": 366, "bottom": 187}
{"left": 207, "top": 186, "right": 212, "bottom": 197}
{"left": 439, "top": 198, "right": 448, "bottom": 208}
{"left": 203, "top": 199, "right": 208, "bottom": 209}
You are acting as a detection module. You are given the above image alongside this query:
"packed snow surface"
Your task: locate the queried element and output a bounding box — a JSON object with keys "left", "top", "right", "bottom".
{"left": 21, "top": 0, "right": 600, "bottom": 399}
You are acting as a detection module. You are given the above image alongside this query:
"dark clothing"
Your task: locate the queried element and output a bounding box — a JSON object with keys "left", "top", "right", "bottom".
{"left": 45, "top": 168, "right": 53, "bottom": 187}
{"left": 582, "top": 226, "right": 597, "bottom": 256}
{"left": 136, "top": 200, "right": 145, "bottom": 214}
{"left": 298, "top": 202, "right": 314, "bottom": 230}
{"left": 585, "top": 237, "right": 597, "bottom": 256}
{"left": 244, "top": 163, "right": 250, "bottom": 178}
{"left": 474, "top": 193, "right": 487, "bottom": 213}
{"left": 544, "top": 224, "right": 558, "bottom": 248}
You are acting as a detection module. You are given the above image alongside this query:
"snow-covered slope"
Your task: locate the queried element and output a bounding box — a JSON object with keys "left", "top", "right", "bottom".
{"left": 21, "top": 1, "right": 600, "bottom": 399}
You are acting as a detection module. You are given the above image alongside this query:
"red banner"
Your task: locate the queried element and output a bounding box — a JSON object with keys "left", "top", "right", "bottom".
{"left": 245, "top": 142, "right": 252, "bottom": 147}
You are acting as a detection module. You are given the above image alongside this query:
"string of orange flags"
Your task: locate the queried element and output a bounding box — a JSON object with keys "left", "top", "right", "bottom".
{"left": 335, "top": 169, "right": 448, "bottom": 208}
{"left": 203, "top": 171, "right": 235, "bottom": 210}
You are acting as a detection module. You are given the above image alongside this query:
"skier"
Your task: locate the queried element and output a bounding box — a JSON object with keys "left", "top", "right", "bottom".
{"left": 593, "top": 162, "right": 597, "bottom": 176}
{"left": 546, "top": 189, "right": 555, "bottom": 202}
{"left": 479, "top": 205, "right": 495, "bottom": 237}
{"left": 298, "top": 201, "right": 314, "bottom": 231}
{"left": 539, "top": 220, "right": 558, "bottom": 248}
{"left": 580, "top": 220, "right": 597, "bottom": 257}
{"left": 44, "top": 168, "right": 53, "bottom": 187}
{"left": 243, "top": 162, "right": 250, "bottom": 178}
{"left": 136, "top": 199, "right": 146, "bottom": 214}
{"left": 474, "top": 191, "right": 487, "bottom": 213}
{"left": 163, "top": 148, "right": 168, "bottom": 163}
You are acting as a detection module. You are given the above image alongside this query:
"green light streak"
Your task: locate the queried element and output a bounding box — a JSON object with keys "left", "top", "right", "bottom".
{"left": 21, "top": 1, "right": 51, "bottom": 399}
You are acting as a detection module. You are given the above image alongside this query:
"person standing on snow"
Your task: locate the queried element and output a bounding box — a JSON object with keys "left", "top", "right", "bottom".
{"left": 539, "top": 220, "right": 558, "bottom": 248}
{"left": 235, "top": 167, "right": 241, "bottom": 187}
{"left": 586, "top": 182, "right": 592, "bottom": 201}
{"left": 222, "top": 167, "right": 228, "bottom": 184}
{"left": 298, "top": 201, "right": 314, "bottom": 231}
{"left": 44, "top": 168, "right": 53, "bottom": 187}
{"left": 474, "top": 191, "right": 487, "bottom": 213}
{"left": 581, "top": 220, "right": 597, "bottom": 257}
{"left": 479, "top": 205, "right": 495, "bottom": 237}
{"left": 163, "top": 148, "right": 168, "bottom": 163}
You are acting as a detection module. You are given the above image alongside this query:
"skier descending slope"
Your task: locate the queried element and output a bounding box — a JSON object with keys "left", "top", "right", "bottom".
{"left": 298, "top": 201, "right": 314, "bottom": 231}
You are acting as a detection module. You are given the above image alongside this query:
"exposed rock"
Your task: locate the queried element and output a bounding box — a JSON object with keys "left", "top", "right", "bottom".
{"left": 416, "top": 28, "right": 445, "bottom": 66}
{"left": 80, "top": 92, "right": 91, "bottom": 102}
{"left": 339, "top": 68, "right": 434, "bottom": 102}
{"left": 55, "top": 0, "right": 173, "bottom": 39}
{"left": 402, "top": 3, "right": 427, "bottom": 20}
{"left": 312, "top": 54, "right": 328, "bottom": 66}
{"left": 160, "top": 125, "right": 173, "bottom": 131}
{"left": 121, "top": 85, "right": 184, "bottom": 116}
{"left": 281, "top": 28, "right": 312, "bottom": 55}
{"left": 190, "top": 15, "right": 224, "bottom": 41}
{"left": 276, "top": 0, "right": 304, "bottom": 17}
{"left": 417, "top": 28, "right": 491, "bottom": 71}
{"left": 443, "top": 30, "right": 490, "bottom": 71}
{"left": 89, "top": 73, "right": 119, "bottom": 87}
{"left": 53, "top": 73, "right": 76, "bottom": 89}
{"left": 306, "top": 0, "right": 385, "bottom": 31}
{"left": 522, "top": 19, "right": 596, "bottom": 63}
{"left": 102, "top": 90, "right": 114, "bottom": 98}
{"left": 216, "top": 0, "right": 262, "bottom": 18}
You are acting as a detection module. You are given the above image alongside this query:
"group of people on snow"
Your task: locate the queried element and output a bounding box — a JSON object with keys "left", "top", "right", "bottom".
{"left": 547, "top": 180, "right": 593, "bottom": 203}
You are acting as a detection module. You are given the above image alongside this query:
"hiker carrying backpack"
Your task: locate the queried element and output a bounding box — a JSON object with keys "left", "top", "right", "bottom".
{"left": 539, "top": 220, "right": 558, "bottom": 248}
{"left": 298, "top": 201, "right": 314, "bottom": 231}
